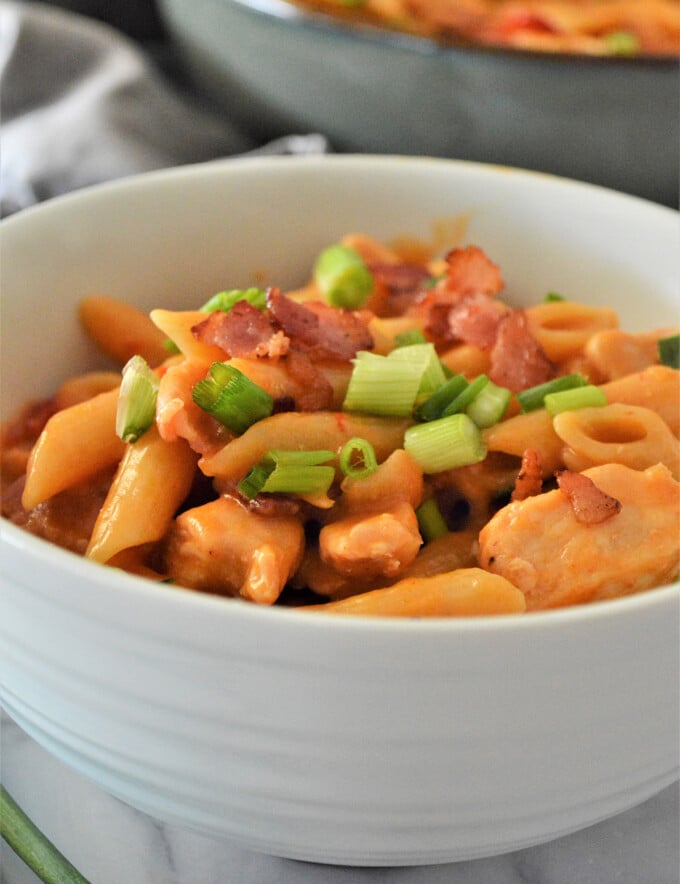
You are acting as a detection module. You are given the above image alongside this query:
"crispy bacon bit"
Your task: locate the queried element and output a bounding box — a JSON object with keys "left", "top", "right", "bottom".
{"left": 284, "top": 351, "right": 335, "bottom": 411}
{"left": 511, "top": 448, "right": 543, "bottom": 501}
{"left": 556, "top": 470, "right": 622, "bottom": 525}
{"left": 438, "top": 245, "right": 504, "bottom": 300}
{"left": 192, "top": 300, "right": 288, "bottom": 359}
{"left": 443, "top": 292, "right": 511, "bottom": 348}
{"left": 489, "top": 310, "right": 554, "bottom": 392}
{"left": 1, "top": 397, "right": 58, "bottom": 447}
{"left": 369, "top": 263, "right": 431, "bottom": 296}
{"left": 267, "top": 290, "right": 373, "bottom": 362}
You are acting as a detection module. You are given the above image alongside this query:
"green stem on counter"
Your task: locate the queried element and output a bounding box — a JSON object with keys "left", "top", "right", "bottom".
{"left": 0, "top": 785, "right": 90, "bottom": 884}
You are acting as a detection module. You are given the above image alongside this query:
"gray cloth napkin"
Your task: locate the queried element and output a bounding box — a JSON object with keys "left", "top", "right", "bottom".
{"left": 0, "top": 1, "right": 328, "bottom": 215}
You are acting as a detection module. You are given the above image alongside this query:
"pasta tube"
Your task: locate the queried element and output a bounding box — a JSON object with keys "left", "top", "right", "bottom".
{"left": 200, "top": 411, "right": 410, "bottom": 481}
{"left": 86, "top": 425, "right": 196, "bottom": 563}
{"left": 304, "top": 568, "right": 526, "bottom": 617}
{"left": 554, "top": 403, "right": 680, "bottom": 478}
{"left": 22, "top": 388, "right": 125, "bottom": 510}
{"left": 79, "top": 296, "right": 169, "bottom": 367}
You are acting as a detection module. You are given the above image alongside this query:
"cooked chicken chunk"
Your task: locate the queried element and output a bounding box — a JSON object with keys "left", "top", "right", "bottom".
{"left": 163, "top": 496, "right": 304, "bottom": 604}
{"left": 478, "top": 463, "right": 679, "bottom": 610}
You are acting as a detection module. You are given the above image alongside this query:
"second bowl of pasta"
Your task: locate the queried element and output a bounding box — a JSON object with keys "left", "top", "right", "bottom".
{"left": 1, "top": 155, "right": 678, "bottom": 865}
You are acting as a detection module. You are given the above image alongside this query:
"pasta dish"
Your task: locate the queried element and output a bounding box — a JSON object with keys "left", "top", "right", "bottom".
{"left": 2, "top": 234, "right": 678, "bottom": 616}
{"left": 286, "top": 0, "right": 680, "bottom": 56}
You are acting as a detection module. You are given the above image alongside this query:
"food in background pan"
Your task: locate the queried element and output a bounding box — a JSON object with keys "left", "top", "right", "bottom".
{"left": 288, "top": 0, "right": 680, "bottom": 56}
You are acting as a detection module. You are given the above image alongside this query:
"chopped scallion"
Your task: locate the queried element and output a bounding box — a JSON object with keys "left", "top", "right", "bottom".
{"left": 343, "top": 351, "right": 425, "bottom": 416}
{"left": 238, "top": 449, "right": 336, "bottom": 499}
{"left": 441, "top": 374, "right": 489, "bottom": 417}
{"left": 414, "top": 373, "right": 468, "bottom": 422}
{"left": 404, "top": 413, "right": 487, "bottom": 474}
{"left": 416, "top": 498, "right": 448, "bottom": 542}
{"left": 544, "top": 385, "right": 607, "bottom": 416}
{"left": 237, "top": 463, "right": 274, "bottom": 499}
{"left": 604, "top": 30, "right": 640, "bottom": 56}
{"left": 465, "top": 379, "right": 511, "bottom": 428}
{"left": 261, "top": 464, "right": 336, "bottom": 496}
{"left": 192, "top": 362, "right": 273, "bottom": 433}
{"left": 516, "top": 373, "right": 588, "bottom": 413}
{"left": 339, "top": 437, "right": 378, "bottom": 479}
{"left": 388, "top": 342, "right": 447, "bottom": 397}
{"left": 313, "top": 245, "right": 373, "bottom": 309}
{"left": 116, "top": 355, "right": 160, "bottom": 443}
{"left": 544, "top": 292, "right": 565, "bottom": 302}
{"left": 393, "top": 328, "right": 427, "bottom": 348}
{"left": 658, "top": 334, "right": 679, "bottom": 368}
{"left": 163, "top": 338, "right": 181, "bottom": 354}
{"left": 267, "top": 449, "right": 335, "bottom": 466}
{"left": 200, "top": 287, "right": 267, "bottom": 313}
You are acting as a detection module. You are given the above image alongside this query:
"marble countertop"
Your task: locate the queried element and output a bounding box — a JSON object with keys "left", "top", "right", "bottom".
{"left": 1, "top": 710, "right": 678, "bottom": 884}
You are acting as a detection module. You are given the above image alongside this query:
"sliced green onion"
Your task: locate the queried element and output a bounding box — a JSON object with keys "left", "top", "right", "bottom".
{"left": 441, "top": 374, "right": 489, "bottom": 417}
{"left": 313, "top": 245, "right": 373, "bottom": 309}
{"left": 192, "top": 362, "right": 273, "bottom": 433}
{"left": 339, "top": 437, "right": 378, "bottom": 479}
{"left": 238, "top": 449, "right": 336, "bottom": 498}
{"left": 343, "top": 351, "right": 425, "bottom": 416}
{"left": 658, "top": 334, "right": 679, "bottom": 369}
{"left": 465, "top": 379, "right": 511, "bottom": 428}
{"left": 516, "top": 373, "right": 588, "bottom": 413}
{"left": 200, "top": 287, "right": 267, "bottom": 313}
{"left": 404, "top": 413, "right": 487, "bottom": 474}
{"left": 544, "top": 291, "right": 565, "bottom": 302}
{"left": 267, "top": 449, "right": 335, "bottom": 466}
{"left": 0, "top": 785, "right": 89, "bottom": 884}
{"left": 544, "top": 385, "right": 607, "bottom": 416}
{"left": 163, "top": 338, "right": 181, "bottom": 354}
{"left": 237, "top": 463, "right": 275, "bottom": 499}
{"left": 388, "top": 342, "right": 447, "bottom": 397}
{"left": 416, "top": 498, "right": 448, "bottom": 542}
{"left": 414, "top": 373, "right": 468, "bottom": 422}
{"left": 604, "top": 30, "right": 640, "bottom": 56}
{"left": 116, "top": 355, "right": 160, "bottom": 443}
{"left": 393, "top": 328, "right": 427, "bottom": 348}
{"left": 261, "top": 464, "right": 336, "bottom": 496}
{"left": 423, "top": 273, "right": 446, "bottom": 289}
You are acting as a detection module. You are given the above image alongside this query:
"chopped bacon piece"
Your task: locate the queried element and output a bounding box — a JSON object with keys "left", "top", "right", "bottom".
{"left": 556, "top": 470, "right": 622, "bottom": 525}
{"left": 369, "top": 262, "right": 431, "bottom": 296}
{"left": 192, "top": 300, "right": 288, "bottom": 359}
{"left": 1, "top": 397, "right": 58, "bottom": 447}
{"left": 267, "top": 290, "right": 373, "bottom": 362}
{"left": 489, "top": 310, "right": 554, "bottom": 392}
{"left": 511, "top": 448, "right": 543, "bottom": 501}
{"left": 438, "top": 245, "right": 504, "bottom": 300}
{"left": 284, "top": 351, "right": 335, "bottom": 411}
{"left": 444, "top": 292, "right": 511, "bottom": 348}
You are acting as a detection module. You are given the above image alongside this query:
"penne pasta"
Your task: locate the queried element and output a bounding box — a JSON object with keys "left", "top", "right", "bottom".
{"left": 87, "top": 425, "right": 197, "bottom": 563}
{"left": 303, "top": 568, "right": 527, "bottom": 617}
{"left": 150, "top": 309, "right": 226, "bottom": 363}
{"left": 22, "top": 388, "right": 125, "bottom": 510}
{"left": 200, "top": 411, "right": 411, "bottom": 481}
{"left": 79, "top": 296, "right": 169, "bottom": 367}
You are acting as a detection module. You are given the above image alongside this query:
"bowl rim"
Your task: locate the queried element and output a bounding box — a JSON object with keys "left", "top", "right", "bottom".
{"left": 222, "top": 0, "right": 680, "bottom": 66}
{"left": 1, "top": 153, "right": 678, "bottom": 636}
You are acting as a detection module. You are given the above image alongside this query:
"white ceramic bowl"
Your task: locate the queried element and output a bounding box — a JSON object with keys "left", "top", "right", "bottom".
{"left": 157, "top": 0, "right": 679, "bottom": 205}
{"left": 1, "top": 156, "right": 678, "bottom": 866}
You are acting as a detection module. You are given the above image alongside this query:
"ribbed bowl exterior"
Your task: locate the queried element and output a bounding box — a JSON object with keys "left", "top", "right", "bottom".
{"left": 1, "top": 157, "right": 678, "bottom": 864}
